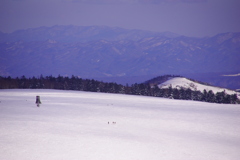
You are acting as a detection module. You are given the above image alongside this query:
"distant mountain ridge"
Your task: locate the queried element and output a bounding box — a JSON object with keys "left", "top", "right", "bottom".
{"left": 0, "top": 25, "right": 240, "bottom": 89}
{"left": 0, "top": 25, "right": 179, "bottom": 43}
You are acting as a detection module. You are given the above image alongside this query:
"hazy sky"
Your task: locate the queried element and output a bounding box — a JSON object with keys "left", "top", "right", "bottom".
{"left": 0, "top": 0, "right": 240, "bottom": 37}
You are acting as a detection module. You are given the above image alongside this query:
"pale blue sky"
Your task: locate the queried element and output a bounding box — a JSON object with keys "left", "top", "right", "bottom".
{"left": 0, "top": 0, "right": 240, "bottom": 37}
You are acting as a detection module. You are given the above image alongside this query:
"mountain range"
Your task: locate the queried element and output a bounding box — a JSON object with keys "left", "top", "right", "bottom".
{"left": 0, "top": 25, "right": 240, "bottom": 89}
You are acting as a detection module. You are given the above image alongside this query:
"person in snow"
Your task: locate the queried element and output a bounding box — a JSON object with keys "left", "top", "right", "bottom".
{"left": 36, "top": 96, "right": 41, "bottom": 107}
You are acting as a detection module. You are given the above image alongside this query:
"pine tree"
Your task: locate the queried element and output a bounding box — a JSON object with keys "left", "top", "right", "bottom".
{"left": 173, "top": 88, "right": 180, "bottom": 99}
{"left": 207, "top": 90, "right": 215, "bottom": 103}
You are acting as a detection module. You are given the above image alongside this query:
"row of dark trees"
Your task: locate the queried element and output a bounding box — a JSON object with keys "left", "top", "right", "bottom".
{"left": 0, "top": 75, "right": 239, "bottom": 104}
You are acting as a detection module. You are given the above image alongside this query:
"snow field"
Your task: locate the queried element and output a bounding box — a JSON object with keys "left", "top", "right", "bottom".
{"left": 0, "top": 89, "right": 240, "bottom": 160}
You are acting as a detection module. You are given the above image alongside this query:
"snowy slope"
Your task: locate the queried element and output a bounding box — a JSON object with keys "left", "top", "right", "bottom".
{"left": 0, "top": 89, "right": 240, "bottom": 160}
{"left": 158, "top": 77, "right": 240, "bottom": 97}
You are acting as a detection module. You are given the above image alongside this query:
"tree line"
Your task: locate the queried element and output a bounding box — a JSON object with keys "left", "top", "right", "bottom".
{"left": 0, "top": 75, "right": 239, "bottom": 104}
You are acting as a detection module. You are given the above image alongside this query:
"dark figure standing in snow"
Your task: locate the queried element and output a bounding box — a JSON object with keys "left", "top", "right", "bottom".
{"left": 36, "top": 96, "right": 41, "bottom": 107}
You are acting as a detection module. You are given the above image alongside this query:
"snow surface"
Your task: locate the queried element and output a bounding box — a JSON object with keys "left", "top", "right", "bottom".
{"left": 158, "top": 77, "right": 240, "bottom": 97}
{"left": 0, "top": 89, "right": 240, "bottom": 160}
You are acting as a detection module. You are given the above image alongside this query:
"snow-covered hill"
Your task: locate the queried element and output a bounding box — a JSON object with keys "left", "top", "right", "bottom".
{"left": 158, "top": 77, "right": 240, "bottom": 97}
{"left": 0, "top": 89, "right": 240, "bottom": 160}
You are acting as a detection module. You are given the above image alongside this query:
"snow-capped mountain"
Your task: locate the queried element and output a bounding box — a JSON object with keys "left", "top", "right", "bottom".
{"left": 1, "top": 89, "right": 240, "bottom": 160}
{"left": 0, "top": 25, "right": 240, "bottom": 89}
{"left": 158, "top": 77, "right": 240, "bottom": 98}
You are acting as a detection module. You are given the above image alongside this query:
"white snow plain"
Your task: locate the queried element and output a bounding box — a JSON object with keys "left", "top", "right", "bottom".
{"left": 0, "top": 89, "right": 240, "bottom": 160}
